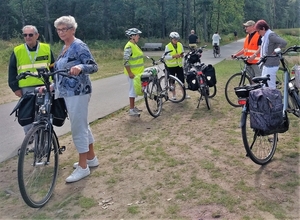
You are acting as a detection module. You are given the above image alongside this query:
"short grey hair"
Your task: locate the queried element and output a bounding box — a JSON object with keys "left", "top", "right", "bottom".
{"left": 22, "top": 25, "right": 38, "bottom": 34}
{"left": 54, "top": 15, "right": 78, "bottom": 30}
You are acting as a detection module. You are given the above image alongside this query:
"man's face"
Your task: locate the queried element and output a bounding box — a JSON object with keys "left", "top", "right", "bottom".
{"left": 23, "top": 28, "right": 39, "bottom": 47}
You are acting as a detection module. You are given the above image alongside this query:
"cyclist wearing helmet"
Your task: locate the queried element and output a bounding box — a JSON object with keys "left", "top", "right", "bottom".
{"left": 165, "top": 32, "right": 190, "bottom": 99}
{"left": 123, "top": 28, "right": 144, "bottom": 116}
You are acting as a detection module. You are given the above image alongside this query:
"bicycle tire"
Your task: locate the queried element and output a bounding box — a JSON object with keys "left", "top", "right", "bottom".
{"left": 208, "top": 84, "right": 217, "bottom": 98}
{"left": 18, "top": 124, "right": 59, "bottom": 208}
{"left": 160, "top": 75, "right": 186, "bottom": 103}
{"left": 144, "top": 79, "right": 162, "bottom": 118}
{"left": 240, "top": 110, "right": 277, "bottom": 165}
{"left": 288, "top": 89, "right": 300, "bottom": 117}
{"left": 202, "top": 86, "right": 211, "bottom": 110}
{"left": 213, "top": 50, "right": 217, "bottom": 58}
{"left": 225, "top": 72, "right": 251, "bottom": 107}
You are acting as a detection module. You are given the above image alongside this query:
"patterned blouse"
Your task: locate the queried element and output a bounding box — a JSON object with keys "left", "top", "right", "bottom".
{"left": 54, "top": 38, "right": 98, "bottom": 98}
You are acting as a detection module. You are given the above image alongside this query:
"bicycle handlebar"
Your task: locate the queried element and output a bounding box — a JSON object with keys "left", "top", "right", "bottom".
{"left": 146, "top": 50, "right": 173, "bottom": 66}
{"left": 257, "top": 45, "right": 300, "bottom": 65}
{"left": 17, "top": 67, "right": 73, "bottom": 81}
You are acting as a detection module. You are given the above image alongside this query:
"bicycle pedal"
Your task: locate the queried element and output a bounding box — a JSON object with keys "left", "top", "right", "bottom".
{"left": 59, "top": 146, "right": 66, "bottom": 154}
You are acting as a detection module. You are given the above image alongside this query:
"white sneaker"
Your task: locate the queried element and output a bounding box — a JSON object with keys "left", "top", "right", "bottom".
{"left": 170, "top": 96, "right": 176, "bottom": 101}
{"left": 73, "top": 156, "right": 99, "bottom": 169}
{"left": 66, "top": 166, "right": 90, "bottom": 183}
{"left": 129, "top": 109, "right": 140, "bottom": 117}
{"left": 133, "top": 106, "right": 142, "bottom": 112}
{"left": 185, "top": 94, "right": 191, "bottom": 99}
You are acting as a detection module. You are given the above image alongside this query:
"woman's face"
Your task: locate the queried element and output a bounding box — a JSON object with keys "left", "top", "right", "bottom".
{"left": 56, "top": 24, "right": 75, "bottom": 41}
{"left": 256, "top": 28, "right": 266, "bottom": 37}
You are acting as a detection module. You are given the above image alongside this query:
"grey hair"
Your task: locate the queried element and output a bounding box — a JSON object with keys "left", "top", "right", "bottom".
{"left": 54, "top": 15, "right": 78, "bottom": 29}
{"left": 22, "top": 25, "right": 38, "bottom": 34}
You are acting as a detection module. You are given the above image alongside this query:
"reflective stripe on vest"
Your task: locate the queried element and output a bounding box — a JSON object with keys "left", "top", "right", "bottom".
{"left": 165, "top": 42, "right": 183, "bottom": 67}
{"left": 244, "top": 32, "right": 261, "bottom": 63}
{"left": 14, "top": 43, "right": 51, "bottom": 87}
{"left": 124, "top": 41, "right": 144, "bottom": 75}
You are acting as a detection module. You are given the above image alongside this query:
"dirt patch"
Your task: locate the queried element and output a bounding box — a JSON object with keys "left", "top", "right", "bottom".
{"left": 0, "top": 85, "right": 299, "bottom": 219}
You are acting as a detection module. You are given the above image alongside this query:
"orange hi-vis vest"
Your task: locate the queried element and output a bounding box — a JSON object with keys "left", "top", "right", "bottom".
{"left": 243, "top": 32, "right": 260, "bottom": 64}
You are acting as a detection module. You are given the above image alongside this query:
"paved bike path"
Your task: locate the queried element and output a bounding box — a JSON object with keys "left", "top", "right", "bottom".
{"left": 0, "top": 39, "right": 244, "bottom": 163}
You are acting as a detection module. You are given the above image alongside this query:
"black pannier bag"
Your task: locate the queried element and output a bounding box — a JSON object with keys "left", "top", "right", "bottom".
{"left": 249, "top": 87, "right": 289, "bottom": 135}
{"left": 10, "top": 91, "right": 36, "bottom": 126}
{"left": 51, "top": 97, "right": 68, "bottom": 127}
{"left": 203, "top": 64, "right": 217, "bottom": 87}
{"left": 186, "top": 71, "right": 199, "bottom": 91}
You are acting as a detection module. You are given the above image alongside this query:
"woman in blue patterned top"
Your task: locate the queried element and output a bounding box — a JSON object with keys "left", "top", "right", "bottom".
{"left": 54, "top": 15, "right": 99, "bottom": 183}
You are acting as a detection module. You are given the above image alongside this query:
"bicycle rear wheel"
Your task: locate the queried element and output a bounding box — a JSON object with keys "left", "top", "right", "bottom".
{"left": 208, "top": 85, "right": 217, "bottom": 98}
{"left": 202, "top": 86, "right": 211, "bottom": 110}
{"left": 240, "top": 110, "right": 277, "bottom": 165}
{"left": 225, "top": 72, "right": 251, "bottom": 107}
{"left": 160, "top": 75, "right": 186, "bottom": 103}
{"left": 213, "top": 49, "right": 217, "bottom": 58}
{"left": 18, "top": 124, "right": 59, "bottom": 208}
{"left": 144, "top": 79, "right": 162, "bottom": 118}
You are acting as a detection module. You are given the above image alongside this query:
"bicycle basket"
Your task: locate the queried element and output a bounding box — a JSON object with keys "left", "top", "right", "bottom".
{"left": 234, "top": 84, "right": 261, "bottom": 98}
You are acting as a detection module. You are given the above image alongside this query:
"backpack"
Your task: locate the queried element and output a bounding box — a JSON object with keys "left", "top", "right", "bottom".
{"left": 186, "top": 71, "right": 199, "bottom": 91}
{"left": 10, "top": 92, "right": 36, "bottom": 126}
{"left": 249, "top": 87, "right": 289, "bottom": 135}
{"left": 203, "top": 64, "right": 217, "bottom": 87}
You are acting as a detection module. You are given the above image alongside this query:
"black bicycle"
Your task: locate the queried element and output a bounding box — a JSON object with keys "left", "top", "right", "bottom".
{"left": 213, "top": 43, "right": 220, "bottom": 58}
{"left": 141, "top": 51, "right": 186, "bottom": 117}
{"left": 15, "top": 67, "right": 72, "bottom": 208}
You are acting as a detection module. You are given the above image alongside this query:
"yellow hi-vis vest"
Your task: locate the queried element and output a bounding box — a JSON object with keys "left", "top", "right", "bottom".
{"left": 165, "top": 42, "right": 183, "bottom": 67}
{"left": 124, "top": 41, "right": 144, "bottom": 75}
{"left": 14, "top": 43, "right": 51, "bottom": 88}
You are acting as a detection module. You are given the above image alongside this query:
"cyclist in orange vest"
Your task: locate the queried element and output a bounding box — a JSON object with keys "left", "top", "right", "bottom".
{"left": 232, "top": 20, "right": 262, "bottom": 78}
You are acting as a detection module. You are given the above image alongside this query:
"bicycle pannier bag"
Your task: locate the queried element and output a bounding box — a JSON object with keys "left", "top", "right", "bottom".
{"left": 10, "top": 91, "right": 36, "bottom": 126}
{"left": 51, "top": 97, "right": 68, "bottom": 127}
{"left": 249, "top": 87, "right": 289, "bottom": 135}
{"left": 186, "top": 71, "right": 199, "bottom": 91}
{"left": 203, "top": 64, "right": 217, "bottom": 87}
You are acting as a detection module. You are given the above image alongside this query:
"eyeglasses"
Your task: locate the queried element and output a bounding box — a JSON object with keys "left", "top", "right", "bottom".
{"left": 56, "top": 27, "right": 72, "bottom": 33}
{"left": 23, "top": 33, "right": 34, "bottom": 37}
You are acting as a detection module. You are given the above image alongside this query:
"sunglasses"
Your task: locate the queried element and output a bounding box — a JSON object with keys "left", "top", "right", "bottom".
{"left": 23, "top": 33, "right": 34, "bottom": 37}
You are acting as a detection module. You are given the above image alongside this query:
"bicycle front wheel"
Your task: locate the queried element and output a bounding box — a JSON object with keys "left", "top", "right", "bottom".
{"left": 144, "top": 79, "right": 163, "bottom": 118}
{"left": 160, "top": 75, "right": 186, "bottom": 103}
{"left": 240, "top": 110, "right": 277, "bottom": 165}
{"left": 225, "top": 72, "right": 251, "bottom": 107}
{"left": 18, "top": 124, "right": 59, "bottom": 208}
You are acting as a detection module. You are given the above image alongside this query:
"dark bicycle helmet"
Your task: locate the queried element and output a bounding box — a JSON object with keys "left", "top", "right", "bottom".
{"left": 125, "top": 28, "right": 142, "bottom": 36}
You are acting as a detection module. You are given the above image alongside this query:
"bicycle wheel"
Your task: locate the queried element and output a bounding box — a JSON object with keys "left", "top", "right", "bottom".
{"left": 213, "top": 49, "right": 217, "bottom": 58}
{"left": 208, "top": 85, "right": 217, "bottom": 98}
{"left": 160, "top": 75, "right": 186, "bottom": 103}
{"left": 18, "top": 124, "right": 59, "bottom": 208}
{"left": 144, "top": 79, "right": 162, "bottom": 118}
{"left": 225, "top": 72, "right": 251, "bottom": 107}
{"left": 202, "top": 86, "right": 211, "bottom": 110}
{"left": 240, "top": 110, "right": 277, "bottom": 165}
{"left": 288, "top": 89, "right": 300, "bottom": 117}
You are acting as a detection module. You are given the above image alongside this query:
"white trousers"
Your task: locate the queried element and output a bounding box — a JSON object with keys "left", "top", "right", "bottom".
{"left": 64, "top": 94, "right": 94, "bottom": 153}
{"left": 261, "top": 66, "right": 279, "bottom": 89}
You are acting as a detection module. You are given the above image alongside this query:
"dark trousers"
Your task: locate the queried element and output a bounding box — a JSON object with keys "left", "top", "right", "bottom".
{"left": 168, "top": 66, "right": 185, "bottom": 84}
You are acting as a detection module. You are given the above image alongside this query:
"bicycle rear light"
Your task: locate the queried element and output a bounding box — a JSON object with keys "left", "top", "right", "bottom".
{"left": 238, "top": 98, "right": 247, "bottom": 106}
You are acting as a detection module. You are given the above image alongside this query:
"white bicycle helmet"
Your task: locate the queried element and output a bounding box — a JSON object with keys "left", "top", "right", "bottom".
{"left": 125, "top": 28, "right": 142, "bottom": 36}
{"left": 169, "top": 32, "right": 180, "bottom": 40}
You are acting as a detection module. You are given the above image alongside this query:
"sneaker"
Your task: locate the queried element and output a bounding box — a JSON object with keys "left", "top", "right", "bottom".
{"left": 185, "top": 94, "right": 191, "bottom": 99}
{"left": 73, "top": 156, "right": 99, "bottom": 169}
{"left": 66, "top": 166, "right": 90, "bottom": 183}
{"left": 129, "top": 109, "right": 140, "bottom": 117}
{"left": 170, "top": 96, "right": 177, "bottom": 101}
{"left": 133, "top": 106, "right": 142, "bottom": 112}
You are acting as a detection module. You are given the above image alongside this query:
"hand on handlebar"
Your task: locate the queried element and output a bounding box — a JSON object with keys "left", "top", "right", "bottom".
{"left": 69, "top": 65, "right": 82, "bottom": 76}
